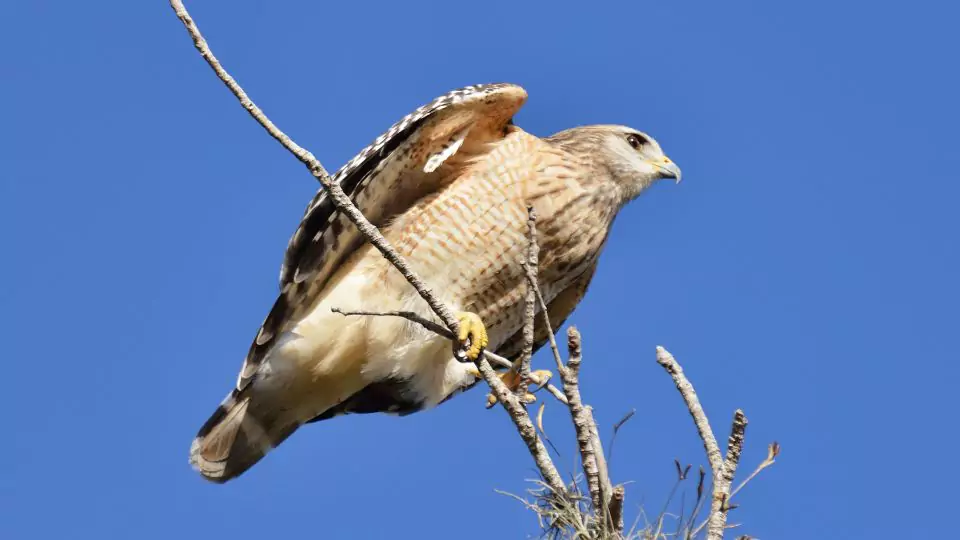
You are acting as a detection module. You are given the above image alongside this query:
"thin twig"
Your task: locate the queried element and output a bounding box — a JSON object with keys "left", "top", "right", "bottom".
{"left": 656, "top": 346, "right": 723, "bottom": 474}
{"left": 169, "top": 0, "right": 460, "bottom": 335}
{"left": 655, "top": 478, "right": 684, "bottom": 536}
{"left": 675, "top": 490, "right": 687, "bottom": 540}
{"left": 481, "top": 352, "right": 515, "bottom": 372}
{"left": 685, "top": 466, "right": 707, "bottom": 540}
{"left": 535, "top": 402, "right": 564, "bottom": 459}
{"left": 524, "top": 264, "right": 566, "bottom": 375}
{"left": 518, "top": 205, "right": 539, "bottom": 397}
{"left": 543, "top": 384, "right": 569, "bottom": 405}
{"left": 607, "top": 408, "right": 636, "bottom": 468}
{"left": 730, "top": 441, "right": 779, "bottom": 499}
{"left": 475, "top": 357, "right": 567, "bottom": 495}
{"left": 536, "top": 402, "right": 547, "bottom": 436}
{"left": 331, "top": 307, "right": 449, "bottom": 339}
{"left": 168, "top": 1, "right": 329, "bottom": 178}
{"left": 331, "top": 307, "right": 513, "bottom": 369}
{"left": 658, "top": 346, "right": 751, "bottom": 540}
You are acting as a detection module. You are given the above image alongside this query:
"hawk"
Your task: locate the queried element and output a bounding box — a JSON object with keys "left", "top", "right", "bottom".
{"left": 190, "top": 83, "right": 681, "bottom": 482}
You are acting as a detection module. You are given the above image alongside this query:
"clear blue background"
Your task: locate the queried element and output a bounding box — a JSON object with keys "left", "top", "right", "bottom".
{"left": 2, "top": 1, "right": 957, "bottom": 538}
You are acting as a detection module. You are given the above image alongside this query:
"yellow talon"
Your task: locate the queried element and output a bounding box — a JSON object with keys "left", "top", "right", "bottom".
{"left": 485, "top": 368, "right": 553, "bottom": 408}
{"left": 456, "top": 311, "right": 488, "bottom": 362}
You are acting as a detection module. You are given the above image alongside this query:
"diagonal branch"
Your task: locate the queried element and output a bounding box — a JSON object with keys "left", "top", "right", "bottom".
{"left": 656, "top": 346, "right": 724, "bottom": 474}
{"left": 730, "top": 441, "right": 779, "bottom": 499}
{"left": 475, "top": 357, "right": 568, "bottom": 494}
{"left": 169, "top": 0, "right": 459, "bottom": 335}
{"left": 170, "top": 0, "right": 567, "bottom": 498}
{"left": 542, "top": 384, "right": 569, "bottom": 405}
{"left": 658, "top": 346, "right": 749, "bottom": 540}
{"left": 168, "top": 2, "right": 329, "bottom": 179}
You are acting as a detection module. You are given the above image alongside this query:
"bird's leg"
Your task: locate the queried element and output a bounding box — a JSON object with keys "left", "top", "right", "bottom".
{"left": 454, "top": 311, "right": 489, "bottom": 362}
{"left": 485, "top": 365, "right": 553, "bottom": 408}
{"left": 453, "top": 311, "right": 552, "bottom": 407}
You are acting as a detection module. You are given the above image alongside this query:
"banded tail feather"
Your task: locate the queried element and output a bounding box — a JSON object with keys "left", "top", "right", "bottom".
{"left": 189, "top": 390, "right": 299, "bottom": 483}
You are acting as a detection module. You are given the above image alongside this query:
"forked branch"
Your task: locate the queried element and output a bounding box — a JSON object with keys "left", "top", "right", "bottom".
{"left": 169, "top": 0, "right": 459, "bottom": 334}
{"left": 170, "top": 0, "right": 568, "bottom": 497}
{"left": 657, "top": 347, "right": 751, "bottom": 540}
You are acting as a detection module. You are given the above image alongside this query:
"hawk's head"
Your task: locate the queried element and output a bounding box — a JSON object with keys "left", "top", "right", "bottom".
{"left": 547, "top": 124, "right": 681, "bottom": 204}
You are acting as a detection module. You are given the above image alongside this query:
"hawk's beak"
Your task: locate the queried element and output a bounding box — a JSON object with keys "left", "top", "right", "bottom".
{"left": 655, "top": 156, "right": 682, "bottom": 184}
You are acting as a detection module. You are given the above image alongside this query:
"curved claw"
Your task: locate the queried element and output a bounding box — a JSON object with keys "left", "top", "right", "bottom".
{"left": 455, "top": 311, "right": 488, "bottom": 362}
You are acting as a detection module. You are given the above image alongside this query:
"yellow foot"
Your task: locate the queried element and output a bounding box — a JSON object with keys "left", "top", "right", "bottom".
{"left": 455, "top": 311, "right": 488, "bottom": 362}
{"left": 486, "top": 368, "right": 553, "bottom": 408}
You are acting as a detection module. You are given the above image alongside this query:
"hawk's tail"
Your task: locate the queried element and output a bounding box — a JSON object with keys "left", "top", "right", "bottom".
{"left": 189, "top": 390, "right": 299, "bottom": 483}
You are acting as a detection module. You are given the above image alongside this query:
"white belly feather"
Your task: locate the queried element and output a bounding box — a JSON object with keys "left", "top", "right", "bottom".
{"left": 263, "top": 246, "right": 485, "bottom": 421}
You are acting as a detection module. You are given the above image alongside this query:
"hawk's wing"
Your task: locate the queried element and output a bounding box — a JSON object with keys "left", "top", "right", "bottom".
{"left": 237, "top": 83, "right": 528, "bottom": 391}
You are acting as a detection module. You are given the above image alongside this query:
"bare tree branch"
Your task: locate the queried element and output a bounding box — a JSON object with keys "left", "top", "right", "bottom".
{"left": 518, "top": 205, "right": 539, "bottom": 397}
{"left": 608, "top": 409, "right": 636, "bottom": 468}
{"left": 586, "top": 405, "right": 614, "bottom": 529}
{"left": 330, "top": 307, "right": 450, "bottom": 341}
{"left": 524, "top": 263, "right": 566, "bottom": 375}
{"left": 731, "top": 441, "right": 779, "bottom": 499}
{"left": 655, "top": 346, "right": 724, "bottom": 474}
{"left": 559, "top": 327, "right": 603, "bottom": 511}
{"left": 168, "top": 1, "right": 330, "bottom": 179}
{"left": 169, "top": 0, "right": 460, "bottom": 335}
{"left": 509, "top": 217, "right": 627, "bottom": 532}
{"left": 543, "top": 384, "right": 569, "bottom": 405}
{"left": 474, "top": 356, "right": 568, "bottom": 495}
{"left": 171, "top": 5, "right": 775, "bottom": 537}
{"left": 658, "top": 346, "right": 751, "bottom": 540}
{"left": 330, "top": 307, "right": 514, "bottom": 370}
{"left": 169, "top": 0, "right": 570, "bottom": 499}
{"left": 704, "top": 410, "right": 747, "bottom": 540}
{"left": 330, "top": 313, "right": 566, "bottom": 494}
{"left": 693, "top": 411, "right": 749, "bottom": 539}
{"left": 685, "top": 465, "right": 707, "bottom": 539}
{"left": 609, "top": 485, "right": 626, "bottom": 537}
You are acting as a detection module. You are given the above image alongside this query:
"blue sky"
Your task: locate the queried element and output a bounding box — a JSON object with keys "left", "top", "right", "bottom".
{"left": 2, "top": 1, "right": 958, "bottom": 538}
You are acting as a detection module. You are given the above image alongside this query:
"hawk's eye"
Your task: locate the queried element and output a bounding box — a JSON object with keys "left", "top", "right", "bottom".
{"left": 626, "top": 134, "right": 644, "bottom": 149}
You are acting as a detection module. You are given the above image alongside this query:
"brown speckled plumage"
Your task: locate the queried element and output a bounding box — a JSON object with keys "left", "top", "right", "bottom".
{"left": 190, "top": 83, "right": 681, "bottom": 483}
